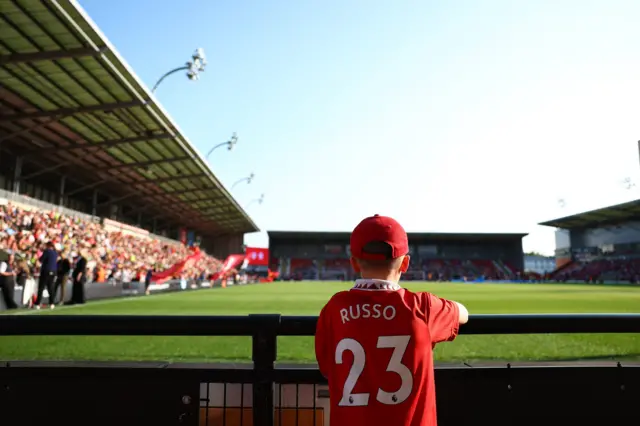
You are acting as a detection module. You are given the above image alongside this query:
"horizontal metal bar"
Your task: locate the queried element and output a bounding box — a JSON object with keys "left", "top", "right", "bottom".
{"left": 133, "top": 173, "right": 208, "bottom": 185}
{"left": 278, "top": 314, "right": 640, "bottom": 336}
{"left": 1, "top": 314, "right": 639, "bottom": 337}
{"left": 0, "top": 101, "right": 141, "bottom": 123}
{"left": 18, "top": 163, "right": 66, "bottom": 180}
{"left": 0, "top": 47, "right": 107, "bottom": 65}
{"left": 164, "top": 186, "right": 212, "bottom": 195}
{"left": 94, "top": 155, "right": 191, "bottom": 171}
{"left": 35, "top": 133, "right": 172, "bottom": 153}
{"left": 0, "top": 314, "right": 261, "bottom": 336}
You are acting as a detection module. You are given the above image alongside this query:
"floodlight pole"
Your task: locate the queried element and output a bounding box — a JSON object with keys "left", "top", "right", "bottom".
{"left": 246, "top": 194, "right": 265, "bottom": 209}
{"left": 152, "top": 66, "right": 190, "bottom": 93}
{"left": 231, "top": 173, "right": 255, "bottom": 190}
{"left": 205, "top": 133, "right": 238, "bottom": 159}
{"left": 152, "top": 48, "right": 207, "bottom": 94}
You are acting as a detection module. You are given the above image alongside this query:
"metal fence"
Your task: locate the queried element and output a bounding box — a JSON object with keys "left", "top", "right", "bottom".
{"left": 1, "top": 314, "right": 639, "bottom": 426}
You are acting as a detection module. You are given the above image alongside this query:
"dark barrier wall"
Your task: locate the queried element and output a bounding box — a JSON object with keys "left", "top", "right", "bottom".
{"left": 1, "top": 314, "right": 639, "bottom": 426}
{"left": 0, "top": 279, "right": 191, "bottom": 311}
{"left": 1, "top": 363, "right": 637, "bottom": 426}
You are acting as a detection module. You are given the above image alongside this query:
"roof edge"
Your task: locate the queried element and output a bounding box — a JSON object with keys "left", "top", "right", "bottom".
{"left": 62, "top": 0, "right": 259, "bottom": 234}
{"left": 538, "top": 198, "right": 640, "bottom": 230}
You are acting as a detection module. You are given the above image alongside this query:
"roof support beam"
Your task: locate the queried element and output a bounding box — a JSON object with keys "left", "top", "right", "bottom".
{"left": 0, "top": 115, "right": 62, "bottom": 143}
{"left": 164, "top": 187, "right": 212, "bottom": 196}
{"left": 185, "top": 196, "right": 229, "bottom": 206}
{"left": 0, "top": 101, "right": 141, "bottom": 123}
{"left": 35, "top": 133, "right": 173, "bottom": 153}
{"left": 125, "top": 191, "right": 222, "bottom": 205}
{"left": 200, "top": 205, "right": 240, "bottom": 215}
{"left": 0, "top": 47, "right": 107, "bottom": 66}
{"left": 66, "top": 179, "right": 107, "bottom": 196}
{"left": 132, "top": 173, "right": 208, "bottom": 186}
{"left": 18, "top": 163, "right": 66, "bottom": 181}
{"left": 95, "top": 155, "right": 191, "bottom": 171}
{"left": 124, "top": 203, "right": 164, "bottom": 216}
{"left": 96, "top": 193, "right": 139, "bottom": 207}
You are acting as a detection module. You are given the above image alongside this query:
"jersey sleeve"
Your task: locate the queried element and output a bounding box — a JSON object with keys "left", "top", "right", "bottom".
{"left": 314, "top": 301, "right": 332, "bottom": 378}
{"left": 423, "top": 292, "right": 460, "bottom": 344}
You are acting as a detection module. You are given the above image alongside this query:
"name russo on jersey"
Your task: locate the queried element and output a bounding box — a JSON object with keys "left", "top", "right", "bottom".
{"left": 339, "top": 303, "right": 397, "bottom": 324}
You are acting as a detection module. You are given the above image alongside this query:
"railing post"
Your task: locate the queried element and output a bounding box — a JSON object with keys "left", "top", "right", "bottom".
{"left": 250, "top": 314, "right": 280, "bottom": 426}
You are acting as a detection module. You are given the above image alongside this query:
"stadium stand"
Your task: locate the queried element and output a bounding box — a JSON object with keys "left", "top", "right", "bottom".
{"left": 0, "top": 198, "right": 223, "bottom": 306}
{"left": 269, "top": 231, "right": 527, "bottom": 282}
{"left": 0, "top": 0, "right": 257, "bottom": 262}
{"left": 541, "top": 199, "right": 640, "bottom": 284}
{"left": 0, "top": 0, "right": 261, "bottom": 310}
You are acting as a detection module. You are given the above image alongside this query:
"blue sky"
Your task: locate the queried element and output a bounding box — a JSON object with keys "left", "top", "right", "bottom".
{"left": 78, "top": 0, "right": 640, "bottom": 254}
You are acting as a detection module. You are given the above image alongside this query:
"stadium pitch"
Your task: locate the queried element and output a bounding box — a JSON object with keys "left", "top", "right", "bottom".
{"left": 1, "top": 281, "right": 639, "bottom": 363}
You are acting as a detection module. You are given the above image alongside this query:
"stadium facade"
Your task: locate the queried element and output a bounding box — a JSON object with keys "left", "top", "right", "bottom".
{"left": 0, "top": 0, "right": 257, "bottom": 259}
{"left": 268, "top": 231, "right": 526, "bottom": 280}
{"left": 540, "top": 199, "right": 640, "bottom": 283}
{"left": 540, "top": 199, "right": 640, "bottom": 266}
{"left": 523, "top": 255, "right": 556, "bottom": 275}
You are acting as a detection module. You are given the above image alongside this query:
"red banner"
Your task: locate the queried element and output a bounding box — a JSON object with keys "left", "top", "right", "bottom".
{"left": 213, "top": 254, "right": 245, "bottom": 280}
{"left": 151, "top": 248, "right": 202, "bottom": 284}
{"left": 245, "top": 247, "right": 269, "bottom": 266}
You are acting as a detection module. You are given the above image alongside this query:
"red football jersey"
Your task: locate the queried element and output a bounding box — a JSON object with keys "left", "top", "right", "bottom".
{"left": 315, "top": 279, "right": 460, "bottom": 426}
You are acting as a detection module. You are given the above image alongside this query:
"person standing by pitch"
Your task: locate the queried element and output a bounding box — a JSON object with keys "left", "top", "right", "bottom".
{"left": 35, "top": 241, "right": 58, "bottom": 309}
{"left": 69, "top": 250, "right": 88, "bottom": 305}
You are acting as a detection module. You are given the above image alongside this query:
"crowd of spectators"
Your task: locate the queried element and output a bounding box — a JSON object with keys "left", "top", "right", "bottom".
{"left": 552, "top": 258, "right": 640, "bottom": 283}
{"left": 288, "top": 255, "right": 640, "bottom": 284}
{"left": 0, "top": 202, "right": 222, "bottom": 290}
{"left": 285, "top": 257, "right": 523, "bottom": 281}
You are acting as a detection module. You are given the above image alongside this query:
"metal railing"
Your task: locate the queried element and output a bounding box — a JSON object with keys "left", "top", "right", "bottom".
{"left": 1, "top": 313, "right": 639, "bottom": 426}
{"left": 3, "top": 313, "right": 640, "bottom": 336}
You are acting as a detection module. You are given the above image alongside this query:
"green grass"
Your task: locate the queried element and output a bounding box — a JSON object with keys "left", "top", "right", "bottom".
{"left": 1, "top": 281, "right": 639, "bottom": 363}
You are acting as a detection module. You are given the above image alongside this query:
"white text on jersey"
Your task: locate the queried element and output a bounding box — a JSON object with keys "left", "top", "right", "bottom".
{"left": 340, "top": 304, "right": 397, "bottom": 324}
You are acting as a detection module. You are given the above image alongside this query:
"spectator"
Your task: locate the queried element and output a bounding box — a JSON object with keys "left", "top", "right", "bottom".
{"left": 15, "top": 257, "right": 31, "bottom": 307}
{"left": 36, "top": 241, "right": 58, "bottom": 309}
{"left": 70, "top": 250, "right": 88, "bottom": 305}
{"left": 0, "top": 252, "right": 18, "bottom": 310}
{"left": 145, "top": 267, "right": 153, "bottom": 296}
{"left": 53, "top": 251, "right": 71, "bottom": 305}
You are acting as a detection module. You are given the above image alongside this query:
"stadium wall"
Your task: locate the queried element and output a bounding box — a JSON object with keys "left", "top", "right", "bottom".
{"left": 0, "top": 279, "right": 208, "bottom": 312}
{"left": 269, "top": 233, "right": 525, "bottom": 272}
{"left": 206, "top": 233, "right": 245, "bottom": 259}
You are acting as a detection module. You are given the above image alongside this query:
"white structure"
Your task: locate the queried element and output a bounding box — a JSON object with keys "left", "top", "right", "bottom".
{"left": 524, "top": 255, "right": 556, "bottom": 274}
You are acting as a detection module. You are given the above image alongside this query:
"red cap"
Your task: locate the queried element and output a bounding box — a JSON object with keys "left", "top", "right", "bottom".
{"left": 350, "top": 214, "right": 409, "bottom": 261}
